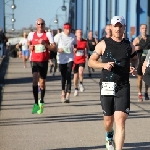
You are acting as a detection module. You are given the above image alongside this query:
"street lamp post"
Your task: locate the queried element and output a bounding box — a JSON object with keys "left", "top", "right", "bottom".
{"left": 5, "top": 13, "right": 15, "bottom": 22}
{"left": 54, "top": 14, "right": 65, "bottom": 29}
{"left": 11, "top": 24, "right": 15, "bottom": 31}
{"left": 4, "top": 13, "right": 15, "bottom": 33}
{"left": 49, "top": 17, "right": 58, "bottom": 30}
{"left": 54, "top": 14, "right": 59, "bottom": 28}
{"left": 53, "top": 4, "right": 67, "bottom": 28}
{"left": 5, "top": 0, "right": 16, "bottom": 9}
{"left": 62, "top": 0, "right": 67, "bottom": 22}
{"left": 4, "top": 0, "right": 16, "bottom": 33}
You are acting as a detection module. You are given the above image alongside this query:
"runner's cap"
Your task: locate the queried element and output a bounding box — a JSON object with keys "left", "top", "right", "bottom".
{"left": 111, "top": 16, "right": 125, "bottom": 25}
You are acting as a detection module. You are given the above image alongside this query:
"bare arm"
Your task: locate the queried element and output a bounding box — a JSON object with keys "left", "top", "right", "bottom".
{"left": 142, "top": 61, "right": 147, "bottom": 74}
{"left": 95, "top": 38, "right": 98, "bottom": 44}
{"left": 132, "top": 37, "right": 140, "bottom": 51}
{"left": 45, "top": 32, "right": 57, "bottom": 52}
{"left": 27, "top": 40, "right": 33, "bottom": 52}
{"left": 142, "top": 51, "right": 150, "bottom": 74}
{"left": 27, "top": 33, "right": 34, "bottom": 51}
{"left": 88, "top": 40, "right": 114, "bottom": 71}
{"left": 129, "top": 42, "right": 139, "bottom": 76}
{"left": 130, "top": 42, "right": 138, "bottom": 69}
{"left": 85, "top": 48, "right": 88, "bottom": 58}
{"left": 46, "top": 43, "right": 57, "bottom": 52}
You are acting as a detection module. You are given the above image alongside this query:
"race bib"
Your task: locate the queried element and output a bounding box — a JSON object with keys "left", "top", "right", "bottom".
{"left": 63, "top": 47, "right": 71, "bottom": 53}
{"left": 101, "top": 82, "right": 116, "bottom": 96}
{"left": 142, "top": 49, "right": 149, "bottom": 56}
{"left": 76, "top": 50, "right": 84, "bottom": 56}
{"left": 35, "top": 45, "right": 46, "bottom": 53}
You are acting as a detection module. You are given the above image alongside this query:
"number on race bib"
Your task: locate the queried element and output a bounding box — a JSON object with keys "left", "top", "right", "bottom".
{"left": 35, "top": 45, "right": 46, "bottom": 53}
{"left": 101, "top": 82, "right": 116, "bottom": 96}
{"left": 76, "top": 50, "right": 84, "bottom": 56}
{"left": 63, "top": 48, "right": 71, "bottom": 53}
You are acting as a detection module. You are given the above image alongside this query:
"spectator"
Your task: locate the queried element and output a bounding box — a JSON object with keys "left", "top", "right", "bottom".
{"left": 0, "top": 28, "right": 5, "bottom": 57}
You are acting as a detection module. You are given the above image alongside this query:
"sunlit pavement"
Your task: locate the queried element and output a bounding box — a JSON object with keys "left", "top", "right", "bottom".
{"left": 0, "top": 57, "right": 150, "bottom": 150}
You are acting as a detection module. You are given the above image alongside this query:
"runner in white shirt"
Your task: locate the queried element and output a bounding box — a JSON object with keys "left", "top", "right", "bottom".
{"left": 19, "top": 32, "right": 30, "bottom": 68}
{"left": 54, "top": 23, "right": 77, "bottom": 103}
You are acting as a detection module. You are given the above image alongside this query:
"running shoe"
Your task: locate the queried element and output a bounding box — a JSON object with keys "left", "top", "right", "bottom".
{"left": 144, "top": 93, "right": 149, "bottom": 100}
{"left": 79, "top": 84, "right": 85, "bottom": 92}
{"left": 74, "top": 89, "right": 78, "bottom": 96}
{"left": 37, "top": 100, "right": 44, "bottom": 114}
{"left": 138, "top": 94, "right": 143, "bottom": 102}
{"left": 106, "top": 139, "right": 115, "bottom": 150}
{"left": 61, "top": 95, "right": 66, "bottom": 103}
{"left": 106, "top": 129, "right": 115, "bottom": 150}
{"left": 65, "top": 97, "right": 70, "bottom": 103}
{"left": 32, "top": 104, "right": 40, "bottom": 114}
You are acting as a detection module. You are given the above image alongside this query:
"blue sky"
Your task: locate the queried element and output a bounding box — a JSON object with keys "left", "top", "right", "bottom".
{"left": 5, "top": 0, "right": 69, "bottom": 30}
{"left": 5, "top": 0, "right": 136, "bottom": 31}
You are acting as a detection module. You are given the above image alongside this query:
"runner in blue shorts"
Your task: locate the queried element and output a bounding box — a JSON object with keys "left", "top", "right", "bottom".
{"left": 19, "top": 32, "right": 30, "bottom": 68}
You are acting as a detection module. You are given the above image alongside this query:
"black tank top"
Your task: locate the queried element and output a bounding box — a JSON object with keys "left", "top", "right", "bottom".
{"left": 87, "top": 38, "right": 96, "bottom": 51}
{"left": 101, "top": 38, "right": 132, "bottom": 84}
{"left": 99, "top": 36, "right": 107, "bottom": 42}
{"left": 138, "top": 36, "right": 150, "bottom": 50}
{"left": 137, "top": 36, "right": 150, "bottom": 63}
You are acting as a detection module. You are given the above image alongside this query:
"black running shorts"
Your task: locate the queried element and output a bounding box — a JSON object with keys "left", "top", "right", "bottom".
{"left": 100, "top": 83, "right": 130, "bottom": 116}
{"left": 32, "top": 61, "right": 48, "bottom": 79}
{"left": 73, "top": 63, "right": 85, "bottom": 73}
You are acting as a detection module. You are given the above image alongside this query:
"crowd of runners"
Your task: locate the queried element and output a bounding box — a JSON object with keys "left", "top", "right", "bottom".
{"left": 14, "top": 16, "right": 150, "bottom": 150}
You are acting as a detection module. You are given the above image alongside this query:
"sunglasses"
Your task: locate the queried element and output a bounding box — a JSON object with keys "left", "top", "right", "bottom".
{"left": 37, "top": 23, "right": 44, "bottom": 26}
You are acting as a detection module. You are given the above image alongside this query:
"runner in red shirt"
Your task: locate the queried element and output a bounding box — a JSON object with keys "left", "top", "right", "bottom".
{"left": 28, "top": 18, "right": 56, "bottom": 114}
{"left": 73, "top": 29, "right": 87, "bottom": 96}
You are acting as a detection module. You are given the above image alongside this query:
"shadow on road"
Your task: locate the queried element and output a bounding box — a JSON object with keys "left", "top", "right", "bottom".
{"left": 0, "top": 108, "right": 150, "bottom": 127}
{"left": 0, "top": 112, "right": 103, "bottom": 126}
{"left": 49, "top": 145, "right": 105, "bottom": 149}
{"left": 46, "top": 142, "right": 150, "bottom": 150}
{"left": 0, "top": 56, "right": 9, "bottom": 111}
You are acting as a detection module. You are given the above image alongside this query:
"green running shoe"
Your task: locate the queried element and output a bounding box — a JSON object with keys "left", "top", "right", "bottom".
{"left": 37, "top": 100, "right": 44, "bottom": 114}
{"left": 32, "top": 104, "right": 40, "bottom": 114}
